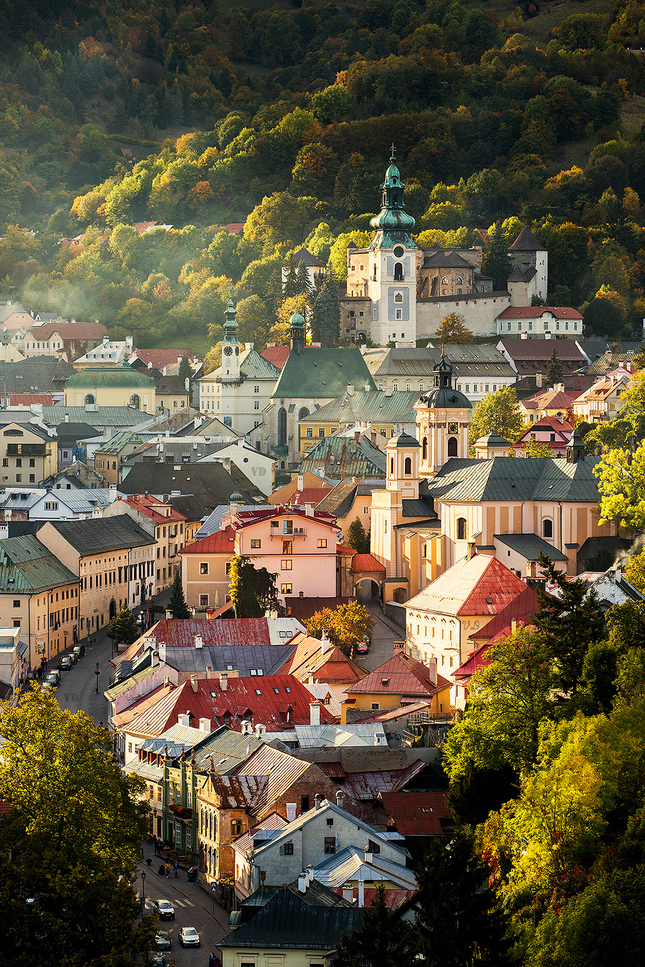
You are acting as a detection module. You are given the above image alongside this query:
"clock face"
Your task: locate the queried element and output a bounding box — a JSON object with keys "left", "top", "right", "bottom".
{"left": 223, "top": 345, "right": 233, "bottom": 356}
{"left": 448, "top": 421, "right": 458, "bottom": 433}
{"left": 393, "top": 245, "right": 405, "bottom": 258}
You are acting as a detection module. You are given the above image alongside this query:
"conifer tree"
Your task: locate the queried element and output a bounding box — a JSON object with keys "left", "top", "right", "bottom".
{"left": 546, "top": 345, "right": 564, "bottom": 385}
{"left": 106, "top": 603, "right": 140, "bottom": 646}
{"left": 482, "top": 220, "right": 514, "bottom": 290}
{"left": 311, "top": 270, "right": 341, "bottom": 347}
{"left": 347, "top": 516, "right": 369, "bottom": 553}
{"left": 333, "top": 884, "right": 411, "bottom": 967}
{"left": 296, "top": 258, "right": 312, "bottom": 297}
{"left": 169, "top": 567, "right": 191, "bottom": 619}
{"left": 283, "top": 254, "right": 298, "bottom": 298}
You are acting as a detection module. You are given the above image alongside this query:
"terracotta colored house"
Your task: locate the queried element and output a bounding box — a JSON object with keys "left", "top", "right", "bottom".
{"left": 341, "top": 651, "right": 451, "bottom": 724}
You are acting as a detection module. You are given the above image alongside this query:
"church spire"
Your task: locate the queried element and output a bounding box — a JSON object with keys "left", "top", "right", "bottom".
{"left": 223, "top": 297, "right": 239, "bottom": 346}
{"left": 369, "top": 146, "right": 416, "bottom": 250}
{"left": 289, "top": 304, "right": 305, "bottom": 356}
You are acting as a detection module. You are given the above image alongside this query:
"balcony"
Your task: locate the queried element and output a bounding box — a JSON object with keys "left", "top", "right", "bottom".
{"left": 6, "top": 444, "right": 50, "bottom": 457}
{"left": 269, "top": 527, "right": 307, "bottom": 539}
{"left": 169, "top": 803, "right": 192, "bottom": 819}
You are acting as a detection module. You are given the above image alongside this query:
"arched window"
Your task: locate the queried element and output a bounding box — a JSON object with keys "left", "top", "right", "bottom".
{"left": 84, "top": 394, "right": 95, "bottom": 405}
{"left": 390, "top": 456, "right": 394, "bottom": 475}
{"left": 457, "top": 517, "right": 467, "bottom": 541}
{"left": 130, "top": 394, "right": 140, "bottom": 409}
{"left": 394, "top": 262, "right": 404, "bottom": 281}
{"left": 394, "top": 292, "right": 403, "bottom": 303}
{"left": 543, "top": 519, "right": 553, "bottom": 539}
{"left": 447, "top": 436, "right": 458, "bottom": 457}
{"left": 455, "top": 276, "right": 463, "bottom": 285}
{"left": 404, "top": 456, "right": 412, "bottom": 475}
{"left": 298, "top": 407, "right": 309, "bottom": 420}
{"left": 278, "top": 407, "right": 287, "bottom": 446}
{"left": 422, "top": 437, "right": 428, "bottom": 460}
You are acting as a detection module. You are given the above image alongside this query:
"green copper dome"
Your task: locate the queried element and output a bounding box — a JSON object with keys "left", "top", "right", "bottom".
{"left": 289, "top": 307, "right": 305, "bottom": 328}
{"left": 370, "top": 145, "right": 416, "bottom": 249}
{"left": 223, "top": 297, "right": 240, "bottom": 344}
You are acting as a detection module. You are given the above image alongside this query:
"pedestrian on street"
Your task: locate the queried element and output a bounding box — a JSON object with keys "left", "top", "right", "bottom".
{"left": 165, "top": 861, "right": 171, "bottom": 878}
{"left": 173, "top": 860, "right": 178, "bottom": 877}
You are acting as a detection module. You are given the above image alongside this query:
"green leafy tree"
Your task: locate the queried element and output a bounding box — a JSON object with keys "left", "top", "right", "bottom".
{"left": 594, "top": 441, "right": 645, "bottom": 530}
{"left": 482, "top": 221, "right": 514, "bottom": 290}
{"left": 583, "top": 297, "right": 625, "bottom": 337}
{"left": 311, "top": 271, "right": 340, "bottom": 347}
{"left": 515, "top": 437, "right": 554, "bottom": 458}
{"left": 169, "top": 567, "right": 191, "bottom": 619}
{"left": 347, "top": 516, "right": 369, "bottom": 553}
{"left": 306, "top": 601, "right": 374, "bottom": 656}
{"left": 435, "top": 312, "right": 473, "bottom": 344}
{"left": 546, "top": 346, "right": 563, "bottom": 385}
{"left": 228, "top": 555, "right": 279, "bottom": 618}
{"left": 333, "top": 883, "right": 412, "bottom": 967}
{"left": 469, "top": 386, "right": 526, "bottom": 447}
{"left": 583, "top": 418, "right": 634, "bottom": 454}
{"left": 311, "top": 84, "right": 349, "bottom": 124}
{"left": 0, "top": 690, "right": 153, "bottom": 966}
{"left": 106, "top": 602, "right": 140, "bottom": 646}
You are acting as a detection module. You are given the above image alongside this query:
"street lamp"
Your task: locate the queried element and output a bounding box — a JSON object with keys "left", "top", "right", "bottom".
{"left": 95, "top": 661, "right": 100, "bottom": 694}
{"left": 140, "top": 869, "right": 146, "bottom": 915}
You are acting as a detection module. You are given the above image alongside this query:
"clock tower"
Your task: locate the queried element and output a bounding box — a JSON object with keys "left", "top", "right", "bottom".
{"left": 414, "top": 355, "right": 471, "bottom": 476}
{"left": 221, "top": 297, "right": 242, "bottom": 380}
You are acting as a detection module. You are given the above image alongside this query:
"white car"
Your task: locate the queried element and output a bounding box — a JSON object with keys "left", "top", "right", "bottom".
{"left": 179, "top": 926, "right": 201, "bottom": 947}
{"left": 152, "top": 898, "right": 175, "bottom": 920}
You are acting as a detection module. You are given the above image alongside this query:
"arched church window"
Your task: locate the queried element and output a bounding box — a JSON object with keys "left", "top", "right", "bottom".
{"left": 394, "top": 262, "right": 404, "bottom": 281}
{"left": 543, "top": 519, "right": 553, "bottom": 539}
{"left": 457, "top": 517, "right": 467, "bottom": 541}
{"left": 404, "top": 457, "right": 412, "bottom": 475}
{"left": 394, "top": 292, "right": 403, "bottom": 303}
{"left": 278, "top": 407, "right": 287, "bottom": 447}
{"left": 447, "top": 436, "right": 458, "bottom": 457}
{"left": 298, "top": 407, "right": 309, "bottom": 420}
{"left": 130, "top": 394, "right": 140, "bottom": 409}
{"left": 455, "top": 276, "right": 463, "bottom": 285}
{"left": 84, "top": 394, "right": 95, "bottom": 405}
{"left": 422, "top": 437, "right": 428, "bottom": 460}
{"left": 390, "top": 456, "right": 394, "bottom": 475}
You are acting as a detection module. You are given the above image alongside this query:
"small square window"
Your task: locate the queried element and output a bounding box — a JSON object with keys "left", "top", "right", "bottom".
{"left": 250, "top": 539, "right": 261, "bottom": 549}
{"left": 317, "top": 539, "right": 327, "bottom": 548}
{"left": 200, "top": 562, "right": 208, "bottom": 574}
{"left": 281, "top": 560, "right": 292, "bottom": 570}
{"left": 281, "top": 583, "right": 292, "bottom": 594}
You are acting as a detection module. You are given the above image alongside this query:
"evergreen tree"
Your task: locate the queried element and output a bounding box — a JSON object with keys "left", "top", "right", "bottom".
{"left": 311, "top": 271, "right": 341, "bottom": 347}
{"left": 169, "top": 567, "right": 191, "bottom": 619}
{"left": 296, "top": 258, "right": 312, "bottom": 297}
{"left": 333, "top": 884, "right": 412, "bottom": 967}
{"left": 177, "top": 353, "right": 192, "bottom": 391}
{"left": 546, "top": 345, "right": 564, "bottom": 385}
{"left": 482, "top": 220, "right": 514, "bottom": 290}
{"left": 283, "top": 254, "right": 298, "bottom": 298}
{"left": 347, "top": 516, "right": 369, "bottom": 553}
{"left": 106, "top": 603, "right": 140, "bottom": 646}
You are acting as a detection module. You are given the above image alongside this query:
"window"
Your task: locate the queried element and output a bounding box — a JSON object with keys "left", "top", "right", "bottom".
{"left": 29, "top": 458, "right": 35, "bottom": 467}
{"left": 130, "top": 394, "right": 140, "bottom": 409}
{"left": 1, "top": 459, "right": 6, "bottom": 467}
{"left": 395, "top": 308, "right": 402, "bottom": 320}
{"left": 278, "top": 406, "right": 287, "bottom": 447}
{"left": 306, "top": 427, "right": 313, "bottom": 437}
{"left": 281, "top": 583, "right": 292, "bottom": 594}
{"left": 12, "top": 600, "right": 19, "bottom": 608}
{"left": 324, "top": 837, "right": 336, "bottom": 854}
{"left": 543, "top": 519, "right": 553, "bottom": 539}
{"left": 200, "top": 562, "right": 209, "bottom": 574}
{"left": 29, "top": 474, "right": 35, "bottom": 483}
{"left": 281, "top": 560, "right": 293, "bottom": 570}
{"left": 394, "top": 262, "right": 404, "bottom": 281}
{"left": 367, "top": 839, "right": 381, "bottom": 854}
{"left": 231, "top": 819, "right": 242, "bottom": 836}
{"left": 457, "top": 517, "right": 467, "bottom": 541}
{"left": 15, "top": 474, "right": 21, "bottom": 482}
{"left": 283, "top": 521, "right": 293, "bottom": 535}
{"left": 404, "top": 456, "right": 412, "bottom": 475}
{"left": 280, "top": 841, "right": 294, "bottom": 855}
{"left": 254, "top": 385, "right": 260, "bottom": 393}
{"left": 394, "top": 292, "right": 403, "bottom": 303}
{"left": 254, "top": 400, "right": 260, "bottom": 409}
{"left": 84, "top": 394, "right": 95, "bottom": 405}
{"left": 250, "top": 539, "right": 261, "bottom": 549}
{"left": 317, "top": 539, "right": 327, "bottom": 548}
{"left": 15, "top": 459, "right": 21, "bottom": 467}
{"left": 318, "top": 427, "right": 325, "bottom": 437}
{"left": 200, "top": 594, "right": 209, "bottom": 607}
{"left": 371, "top": 702, "right": 379, "bottom": 710}
{"left": 447, "top": 436, "right": 458, "bottom": 457}
{"left": 45, "top": 501, "right": 58, "bottom": 511}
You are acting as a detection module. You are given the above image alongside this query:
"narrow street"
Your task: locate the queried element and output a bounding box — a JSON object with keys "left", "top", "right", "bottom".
{"left": 357, "top": 599, "right": 402, "bottom": 671}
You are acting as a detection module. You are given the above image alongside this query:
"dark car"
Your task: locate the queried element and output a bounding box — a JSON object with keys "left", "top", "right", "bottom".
{"left": 58, "top": 656, "right": 73, "bottom": 671}
{"left": 155, "top": 931, "right": 172, "bottom": 951}
{"left": 73, "top": 645, "right": 85, "bottom": 659}
{"left": 45, "top": 670, "right": 61, "bottom": 686}
{"left": 186, "top": 866, "right": 198, "bottom": 881}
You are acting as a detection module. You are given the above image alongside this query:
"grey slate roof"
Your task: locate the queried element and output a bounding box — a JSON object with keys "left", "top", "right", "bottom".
{"left": 298, "top": 433, "right": 386, "bottom": 478}
{"left": 494, "top": 532, "right": 568, "bottom": 562}
{"left": 118, "top": 462, "right": 265, "bottom": 507}
{"left": 300, "top": 389, "right": 420, "bottom": 426}
{"left": 43, "top": 406, "right": 151, "bottom": 427}
{"left": 164, "top": 643, "right": 295, "bottom": 677}
{"left": 272, "top": 348, "right": 376, "bottom": 401}
{"left": 219, "top": 886, "right": 363, "bottom": 950}
{"left": 0, "top": 357, "right": 74, "bottom": 393}
{"left": 509, "top": 226, "right": 547, "bottom": 251}
{"left": 316, "top": 480, "right": 372, "bottom": 520}
{"left": 425, "top": 455, "right": 602, "bottom": 503}
{"left": 47, "top": 516, "right": 154, "bottom": 555}
{"left": 423, "top": 250, "right": 473, "bottom": 268}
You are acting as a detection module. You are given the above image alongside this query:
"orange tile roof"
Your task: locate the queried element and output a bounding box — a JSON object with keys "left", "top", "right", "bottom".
{"left": 8, "top": 394, "right": 54, "bottom": 406}
{"left": 337, "top": 543, "right": 357, "bottom": 556}
{"left": 287, "top": 488, "right": 330, "bottom": 506}
{"left": 351, "top": 553, "right": 386, "bottom": 573}
{"left": 345, "top": 653, "right": 449, "bottom": 698}
{"left": 380, "top": 790, "right": 452, "bottom": 836}
{"left": 180, "top": 526, "right": 236, "bottom": 555}
{"left": 261, "top": 345, "right": 290, "bottom": 370}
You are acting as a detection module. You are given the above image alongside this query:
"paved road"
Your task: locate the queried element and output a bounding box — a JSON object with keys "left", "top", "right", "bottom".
{"left": 136, "top": 839, "right": 230, "bottom": 965}
{"left": 355, "top": 599, "right": 402, "bottom": 671}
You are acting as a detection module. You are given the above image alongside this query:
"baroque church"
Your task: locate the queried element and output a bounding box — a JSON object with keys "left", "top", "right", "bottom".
{"left": 340, "top": 148, "right": 548, "bottom": 346}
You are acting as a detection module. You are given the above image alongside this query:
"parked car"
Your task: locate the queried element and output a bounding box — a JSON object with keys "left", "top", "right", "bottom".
{"left": 356, "top": 638, "right": 370, "bottom": 654}
{"left": 58, "top": 656, "right": 73, "bottom": 671}
{"left": 186, "top": 866, "right": 198, "bottom": 881}
{"left": 151, "top": 899, "right": 175, "bottom": 920}
{"left": 179, "top": 927, "right": 200, "bottom": 947}
{"left": 41, "top": 682, "right": 55, "bottom": 694}
{"left": 45, "top": 670, "right": 61, "bottom": 686}
{"left": 72, "top": 644, "right": 85, "bottom": 659}
{"left": 155, "top": 931, "right": 172, "bottom": 951}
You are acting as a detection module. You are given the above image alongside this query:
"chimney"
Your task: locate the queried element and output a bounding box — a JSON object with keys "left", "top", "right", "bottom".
{"left": 220, "top": 673, "right": 228, "bottom": 691}
{"left": 64, "top": 413, "right": 69, "bottom": 423}
{"left": 298, "top": 873, "right": 308, "bottom": 894}
{"left": 310, "top": 701, "right": 321, "bottom": 726}
{"left": 336, "top": 791, "right": 344, "bottom": 810}
{"left": 297, "top": 474, "right": 304, "bottom": 489}
{"left": 178, "top": 712, "right": 190, "bottom": 727}
{"left": 286, "top": 803, "right": 297, "bottom": 822}
{"left": 165, "top": 609, "right": 174, "bottom": 620}
{"left": 358, "top": 879, "right": 364, "bottom": 908}
{"left": 427, "top": 656, "right": 437, "bottom": 685}
{"left": 163, "top": 675, "right": 170, "bottom": 687}
{"left": 342, "top": 884, "right": 353, "bottom": 903}
{"left": 314, "top": 793, "right": 322, "bottom": 810}
{"left": 354, "top": 430, "right": 360, "bottom": 442}
{"left": 194, "top": 634, "right": 203, "bottom": 649}
{"left": 191, "top": 674, "right": 198, "bottom": 692}
{"left": 199, "top": 717, "right": 211, "bottom": 732}
{"left": 305, "top": 502, "right": 314, "bottom": 518}
{"left": 511, "top": 618, "right": 517, "bottom": 635}
{"left": 535, "top": 372, "right": 543, "bottom": 387}
{"left": 321, "top": 630, "right": 330, "bottom": 654}
{"left": 521, "top": 330, "right": 528, "bottom": 340}
{"left": 393, "top": 640, "right": 405, "bottom": 653}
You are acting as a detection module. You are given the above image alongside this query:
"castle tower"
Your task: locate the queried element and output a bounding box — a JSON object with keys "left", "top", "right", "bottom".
{"left": 367, "top": 146, "right": 418, "bottom": 347}
{"left": 508, "top": 226, "right": 548, "bottom": 301}
{"left": 414, "top": 356, "right": 471, "bottom": 476}
{"left": 386, "top": 432, "right": 420, "bottom": 498}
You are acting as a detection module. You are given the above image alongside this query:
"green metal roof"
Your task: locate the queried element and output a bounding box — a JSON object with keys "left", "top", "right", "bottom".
{"left": 272, "top": 348, "right": 376, "bottom": 401}
{"left": 93, "top": 431, "right": 145, "bottom": 456}
{"left": 301, "top": 389, "right": 419, "bottom": 426}
{"left": 425, "top": 455, "right": 602, "bottom": 503}
{"left": 298, "top": 433, "right": 386, "bottom": 478}
{"left": 65, "top": 366, "right": 156, "bottom": 389}
{"left": 0, "top": 536, "right": 78, "bottom": 593}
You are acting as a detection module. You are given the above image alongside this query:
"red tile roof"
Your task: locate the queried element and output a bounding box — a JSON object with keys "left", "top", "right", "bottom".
{"left": 31, "top": 321, "right": 107, "bottom": 339}
{"left": 8, "top": 394, "right": 54, "bottom": 406}
{"left": 180, "top": 526, "right": 236, "bottom": 555}
{"left": 144, "top": 617, "right": 273, "bottom": 649}
{"left": 337, "top": 543, "right": 356, "bottom": 556}
{"left": 345, "top": 653, "right": 450, "bottom": 698}
{"left": 233, "top": 505, "right": 338, "bottom": 530}
{"left": 407, "top": 555, "right": 527, "bottom": 618}
{"left": 497, "top": 306, "right": 583, "bottom": 320}
{"left": 261, "top": 346, "right": 290, "bottom": 370}
{"left": 523, "top": 389, "right": 581, "bottom": 409}
{"left": 123, "top": 494, "right": 186, "bottom": 524}
{"left": 467, "top": 584, "right": 538, "bottom": 645}
{"left": 380, "top": 790, "right": 452, "bottom": 836}
{"left": 351, "top": 553, "right": 386, "bottom": 573}
{"left": 329, "top": 887, "right": 416, "bottom": 911}
{"left": 286, "top": 488, "right": 331, "bottom": 507}
{"left": 131, "top": 348, "right": 201, "bottom": 367}
{"left": 125, "top": 675, "right": 334, "bottom": 734}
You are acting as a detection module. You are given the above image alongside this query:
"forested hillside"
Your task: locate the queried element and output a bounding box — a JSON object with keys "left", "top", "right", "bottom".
{"left": 1, "top": 0, "right": 645, "bottom": 350}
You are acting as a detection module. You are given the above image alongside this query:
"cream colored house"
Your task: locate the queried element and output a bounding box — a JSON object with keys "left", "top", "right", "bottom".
{"left": 0, "top": 419, "right": 58, "bottom": 485}
{"left": 64, "top": 365, "right": 156, "bottom": 413}
{"left": 572, "top": 369, "right": 631, "bottom": 423}
{"left": 179, "top": 526, "right": 234, "bottom": 611}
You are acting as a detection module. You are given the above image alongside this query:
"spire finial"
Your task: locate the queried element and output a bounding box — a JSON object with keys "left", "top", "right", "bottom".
{"left": 390, "top": 143, "right": 396, "bottom": 162}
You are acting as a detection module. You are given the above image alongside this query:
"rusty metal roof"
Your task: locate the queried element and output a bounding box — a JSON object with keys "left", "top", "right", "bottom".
{"left": 380, "top": 790, "right": 452, "bottom": 836}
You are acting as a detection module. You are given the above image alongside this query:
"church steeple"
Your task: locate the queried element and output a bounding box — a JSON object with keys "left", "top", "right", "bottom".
{"left": 414, "top": 354, "right": 472, "bottom": 476}
{"left": 369, "top": 145, "right": 416, "bottom": 250}
{"left": 289, "top": 305, "right": 305, "bottom": 356}
{"left": 221, "top": 297, "right": 241, "bottom": 380}
{"left": 223, "top": 297, "right": 239, "bottom": 346}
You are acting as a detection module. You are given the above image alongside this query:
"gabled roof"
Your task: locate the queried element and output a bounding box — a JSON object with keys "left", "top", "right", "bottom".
{"left": 273, "top": 634, "right": 367, "bottom": 685}
{"left": 405, "top": 555, "right": 527, "bottom": 617}
{"left": 122, "top": 494, "right": 186, "bottom": 524}
{"left": 261, "top": 345, "right": 290, "bottom": 371}
{"left": 509, "top": 226, "right": 547, "bottom": 251}
{"left": 423, "top": 250, "right": 473, "bottom": 269}
{"left": 272, "top": 348, "right": 376, "bottom": 401}
{"left": 315, "top": 479, "right": 370, "bottom": 519}
{"left": 522, "top": 388, "right": 581, "bottom": 410}
{"left": 118, "top": 461, "right": 265, "bottom": 507}
{"left": 351, "top": 553, "right": 386, "bottom": 573}
{"left": 0, "top": 535, "right": 78, "bottom": 593}
{"left": 179, "top": 525, "right": 236, "bottom": 555}
{"left": 65, "top": 365, "right": 155, "bottom": 389}
{"left": 29, "top": 321, "right": 106, "bottom": 340}
{"left": 467, "top": 583, "right": 539, "bottom": 646}
{"left": 497, "top": 306, "right": 582, "bottom": 320}
{"left": 494, "top": 532, "right": 568, "bottom": 562}
{"left": 143, "top": 618, "right": 276, "bottom": 649}
{"left": 44, "top": 516, "right": 154, "bottom": 555}
{"left": 498, "top": 338, "right": 586, "bottom": 362}
{"left": 300, "top": 389, "right": 420, "bottom": 426}
{"left": 298, "top": 432, "right": 386, "bottom": 478}
{"left": 292, "top": 246, "right": 326, "bottom": 267}
{"left": 345, "top": 652, "right": 449, "bottom": 698}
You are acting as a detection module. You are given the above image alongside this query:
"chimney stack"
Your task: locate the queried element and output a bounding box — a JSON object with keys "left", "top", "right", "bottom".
{"left": 336, "top": 791, "right": 344, "bottom": 810}
{"left": 191, "top": 675, "right": 198, "bottom": 692}
{"left": 314, "top": 793, "right": 322, "bottom": 810}
{"left": 194, "top": 634, "right": 203, "bottom": 649}
{"left": 220, "top": 673, "right": 228, "bottom": 691}
{"left": 310, "top": 701, "right": 321, "bottom": 727}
